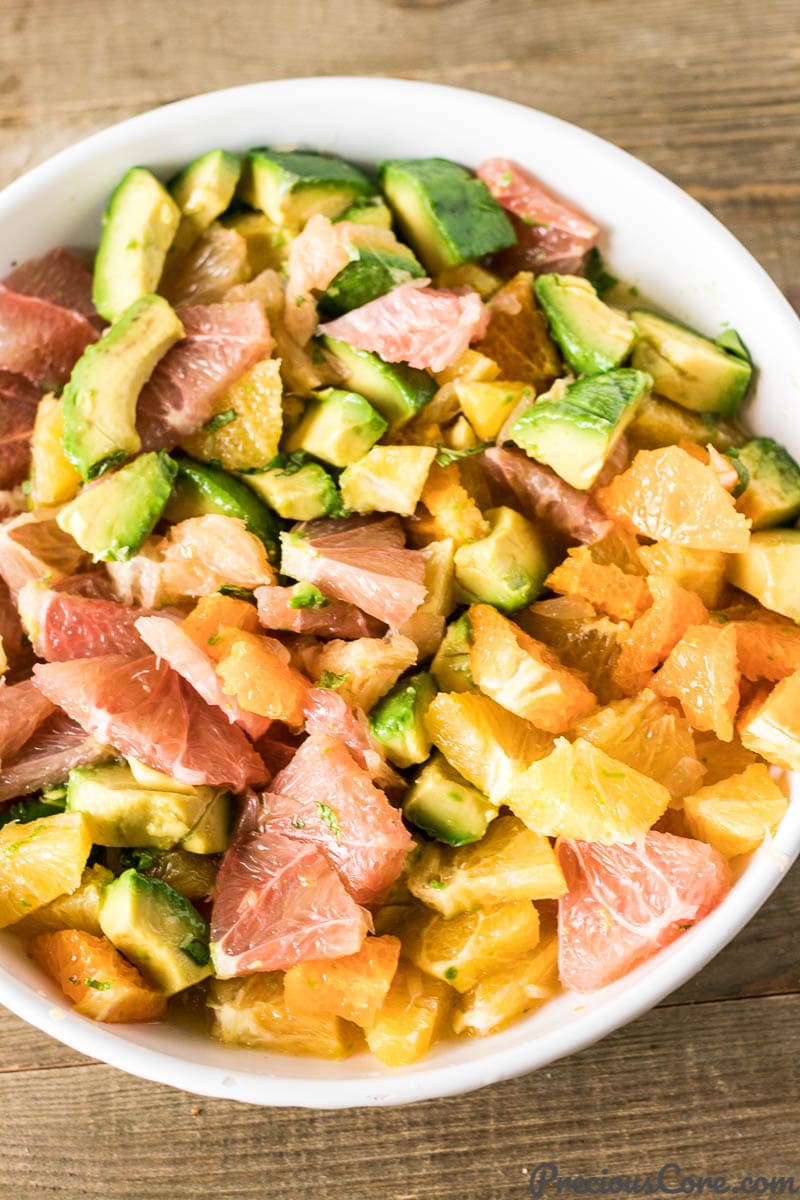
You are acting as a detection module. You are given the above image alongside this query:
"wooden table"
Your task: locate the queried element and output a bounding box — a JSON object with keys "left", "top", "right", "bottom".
{"left": 1, "top": 1, "right": 799, "bottom": 1195}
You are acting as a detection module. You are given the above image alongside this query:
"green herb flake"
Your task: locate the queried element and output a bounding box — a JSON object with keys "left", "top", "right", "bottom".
{"left": 316, "top": 802, "right": 342, "bottom": 841}
{"left": 85, "top": 978, "right": 112, "bottom": 991}
{"left": 600, "top": 769, "right": 626, "bottom": 779}
{"left": 444, "top": 966, "right": 459, "bottom": 981}
{"left": 584, "top": 247, "right": 618, "bottom": 298}
{"left": 295, "top": 294, "right": 307, "bottom": 307}
{"left": 207, "top": 633, "right": 222, "bottom": 646}
{"left": 291, "top": 817, "right": 306, "bottom": 830}
{"left": 435, "top": 441, "right": 492, "bottom": 468}
{"left": 428, "top": 878, "right": 446, "bottom": 891}
{"left": 498, "top": 170, "right": 513, "bottom": 188}
{"left": 202, "top": 408, "right": 238, "bottom": 434}
{"left": 289, "top": 583, "right": 330, "bottom": 611}
{"left": 318, "top": 670, "right": 351, "bottom": 692}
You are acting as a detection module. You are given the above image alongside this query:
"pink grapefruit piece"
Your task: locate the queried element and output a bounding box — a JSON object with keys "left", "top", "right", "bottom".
{"left": 0, "top": 512, "right": 88, "bottom": 598}
{"left": 0, "top": 678, "right": 56, "bottom": 761}
{"left": 557, "top": 831, "right": 732, "bottom": 992}
{"left": 267, "top": 731, "right": 412, "bottom": 904}
{"left": 135, "top": 614, "right": 270, "bottom": 741}
{"left": 318, "top": 281, "right": 489, "bottom": 374}
{"left": 4, "top": 248, "right": 104, "bottom": 330}
{"left": 136, "top": 301, "right": 272, "bottom": 450}
{"left": 0, "top": 712, "right": 108, "bottom": 802}
{"left": 478, "top": 157, "right": 598, "bottom": 274}
{"left": 0, "top": 370, "right": 41, "bottom": 489}
{"left": 302, "top": 686, "right": 405, "bottom": 793}
{"left": 32, "top": 653, "right": 267, "bottom": 791}
{"left": 254, "top": 583, "right": 384, "bottom": 640}
{"left": 0, "top": 286, "right": 98, "bottom": 388}
{"left": 18, "top": 581, "right": 148, "bottom": 661}
{"left": 281, "top": 516, "right": 426, "bottom": 628}
{"left": 210, "top": 824, "right": 371, "bottom": 977}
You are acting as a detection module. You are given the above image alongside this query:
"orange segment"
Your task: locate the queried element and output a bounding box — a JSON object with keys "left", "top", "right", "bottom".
{"left": 738, "top": 668, "right": 800, "bottom": 770}
{"left": 652, "top": 623, "right": 740, "bottom": 741}
{"left": 30, "top": 930, "right": 166, "bottom": 1023}
{"left": 418, "top": 463, "right": 489, "bottom": 548}
{"left": 0, "top": 813, "right": 93, "bottom": 929}
{"left": 694, "top": 732, "right": 759, "bottom": 785}
{"left": 732, "top": 619, "right": 800, "bottom": 682}
{"left": 683, "top": 763, "right": 789, "bottom": 858}
{"left": 453, "top": 924, "right": 559, "bottom": 1037}
{"left": 519, "top": 596, "right": 627, "bottom": 705}
{"left": 637, "top": 542, "right": 727, "bottom": 608}
{"left": 215, "top": 629, "right": 310, "bottom": 725}
{"left": 468, "top": 603, "right": 595, "bottom": 734}
{"left": 546, "top": 546, "right": 652, "bottom": 622}
{"left": 182, "top": 593, "right": 260, "bottom": 651}
{"left": 365, "top": 962, "right": 452, "bottom": 1067}
{"left": 283, "top": 935, "right": 401, "bottom": 1031}
{"left": 613, "top": 576, "right": 708, "bottom": 695}
{"left": 597, "top": 445, "right": 751, "bottom": 552}
{"left": 210, "top": 974, "right": 357, "bottom": 1058}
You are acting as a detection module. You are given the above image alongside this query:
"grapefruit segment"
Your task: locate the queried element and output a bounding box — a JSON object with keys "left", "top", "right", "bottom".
{"left": 268, "top": 731, "right": 412, "bottom": 904}
{"left": 4, "top": 248, "right": 102, "bottom": 330}
{"left": 0, "top": 286, "right": 98, "bottom": 389}
{"left": 557, "top": 832, "right": 732, "bottom": 991}
{"left": 18, "top": 580, "right": 147, "bottom": 661}
{"left": 255, "top": 584, "right": 384, "bottom": 640}
{"left": 32, "top": 653, "right": 266, "bottom": 791}
{"left": 302, "top": 686, "right": 405, "bottom": 794}
{"left": 597, "top": 445, "right": 751, "bottom": 551}
{"left": 0, "top": 369, "right": 40, "bottom": 489}
{"left": 0, "top": 678, "right": 56, "bottom": 761}
{"left": 210, "top": 825, "right": 370, "bottom": 977}
{"left": 0, "top": 712, "right": 108, "bottom": 803}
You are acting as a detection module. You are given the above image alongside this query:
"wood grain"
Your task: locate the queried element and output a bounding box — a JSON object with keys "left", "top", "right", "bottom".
{"left": 0, "top": 1, "right": 798, "bottom": 1195}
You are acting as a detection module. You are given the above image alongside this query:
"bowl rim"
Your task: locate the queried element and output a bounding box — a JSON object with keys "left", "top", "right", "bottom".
{"left": 0, "top": 74, "right": 799, "bottom": 1109}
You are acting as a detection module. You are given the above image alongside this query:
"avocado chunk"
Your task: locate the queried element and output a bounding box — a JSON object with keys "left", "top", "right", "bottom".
{"left": 320, "top": 336, "right": 436, "bottom": 432}
{"left": 93, "top": 167, "right": 181, "bottom": 323}
{"left": 379, "top": 158, "right": 516, "bottom": 274}
{"left": 340, "top": 445, "right": 437, "bottom": 517}
{"left": 403, "top": 752, "right": 497, "bottom": 846}
{"left": 317, "top": 226, "right": 425, "bottom": 317}
{"left": 727, "top": 529, "right": 800, "bottom": 621}
{"left": 369, "top": 671, "right": 438, "bottom": 768}
{"left": 164, "top": 456, "right": 280, "bottom": 562}
{"left": 284, "top": 387, "right": 388, "bottom": 467}
{"left": 630, "top": 310, "right": 752, "bottom": 415}
{"left": 167, "top": 149, "right": 241, "bottom": 256}
{"left": 509, "top": 368, "right": 651, "bottom": 490}
{"left": 63, "top": 294, "right": 184, "bottom": 479}
{"left": 731, "top": 438, "right": 800, "bottom": 530}
{"left": 66, "top": 761, "right": 231, "bottom": 851}
{"left": 99, "top": 869, "right": 212, "bottom": 995}
{"left": 430, "top": 613, "right": 475, "bottom": 693}
{"left": 242, "top": 454, "right": 342, "bottom": 520}
{"left": 56, "top": 451, "right": 177, "bottom": 562}
{"left": 120, "top": 847, "right": 218, "bottom": 902}
{"left": 240, "top": 149, "right": 375, "bottom": 229}
{"left": 628, "top": 394, "right": 745, "bottom": 452}
{"left": 534, "top": 274, "right": 637, "bottom": 376}
{"left": 337, "top": 197, "right": 394, "bottom": 230}
{"left": 454, "top": 506, "right": 549, "bottom": 614}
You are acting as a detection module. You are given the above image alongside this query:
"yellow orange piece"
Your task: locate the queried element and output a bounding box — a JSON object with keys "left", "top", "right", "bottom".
{"left": 433, "top": 348, "right": 500, "bottom": 386}
{"left": 182, "top": 592, "right": 261, "bottom": 652}
{"left": 304, "top": 633, "right": 419, "bottom": 714}
{"left": 0, "top": 813, "right": 92, "bottom": 929}
{"left": 406, "top": 814, "right": 566, "bottom": 917}
{"left": 454, "top": 380, "right": 535, "bottom": 440}
{"left": 652, "top": 623, "right": 740, "bottom": 741}
{"left": 419, "top": 463, "right": 489, "bottom": 548}
{"left": 15, "top": 865, "right": 114, "bottom": 938}
{"left": 425, "top": 691, "right": 553, "bottom": 803}
{"left": 283, "top": 936, "right": 401, "bottom": 1031}
{"left": 572, "top": 689, "right": 704, "bottom": 803}
{"left": 468, "top": 603, "right": 595, "bottom": 734}
{"left": 732, "top": 619, "right": 800, "bottom": 683}
{"left": 181, "top": 358, "right": 283, "bottom": 471}
{"left": 683, "top": 763, "right": 789, "bottom": 858}
{"left": 597, "top": 445, "right": 751, "bottom": 552}
{"left": 519, "top": 596, "right": 628, "bottom": 705}
{"left": 454, "top": 924, "right": 560, "bottom": 1037}
{"left": 613, "top": 575, "right": 708, "bottom": 695}
{"left": 503, "top": 737, "right": 670, "bottom": 844}
{"left": 694, "top": 732, "right": 759, "bottom": 785}
{"left": 399, "top": 900, "right": 540, "bottom": 993}
{"left": 365, "top": 962, "right": 452, "bottom": 1067}
{"left": 546, "top": 546, "right": 652, "bottom": 623}
{"left": 215, "top": 629, "right": 310, "bottom": 725}
{"left": 738, "top": 668, "right": 800, "bottom": 770}
{"left": 637, "top": 542, "right": 727, "bottom": 608}
{"left": 30, "top": 930, "right": 166, "bottom": 1023}
{"left": 210, "top": 974, "right": 357, "bottom": 1059}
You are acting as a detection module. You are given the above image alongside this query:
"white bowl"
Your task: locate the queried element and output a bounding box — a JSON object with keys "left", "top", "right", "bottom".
{"left": 1, "top": 77, "right": 799, "bottom": 1109}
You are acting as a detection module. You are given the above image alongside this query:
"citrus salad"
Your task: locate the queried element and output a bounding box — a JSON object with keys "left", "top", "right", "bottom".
{"left": 0, "top": 145, "right": 796, "bottom": 1068}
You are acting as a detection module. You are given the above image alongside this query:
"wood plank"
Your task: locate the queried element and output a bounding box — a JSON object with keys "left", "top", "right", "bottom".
{"left": 0, "top": 993, "right": 798, "bottom": 1199}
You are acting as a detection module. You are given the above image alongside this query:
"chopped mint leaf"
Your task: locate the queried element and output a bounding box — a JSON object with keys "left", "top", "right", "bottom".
{"left": 181, "top": 937, "right": 211, "bottom": 967}
{"left": 85, "top": 978, "right": 112, "bottom": 991}
{"left": 295, "top": 294, "right": 307, "bottom": 307}
{"left": 498, "top": 170, "right": 513, "bottom": 188}
{"left": 584, "top": 247, "right": 618, "bottom": 298}
{"left": 218, "top": 585, "right": 255, "bottom": 602}
{"left": 444, "top": 966, "right": 459, "bottom": 981}
{"left": 428, "top": 878, "right": 446, "bottom": 891}
{"left": 120, "top": 847, "right": 161, "bottom": 872}
{"left": 202, "top": 408, "right": 238, "bottom": 434}
{"left": 435, "top": 441, "right": 492, "bottom": 468}
{"left": 289, "top": 583, "right": 330, "bottom": 611}
{"left": 318, "top": 670, "right": 351, "bottom": 692}
{"left": 291, "top": 817, "right": 306, "bottom": 830}
{"left": 316, "top": 802, "right": 342, "bottom": 841}
{"left": 264, "top": 451, "right": 311, "bottom": 477}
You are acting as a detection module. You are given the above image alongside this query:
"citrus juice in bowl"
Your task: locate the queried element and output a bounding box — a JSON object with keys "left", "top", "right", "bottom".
{"left": 0, "top": 77, "right": 798, "bottom": 1108}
